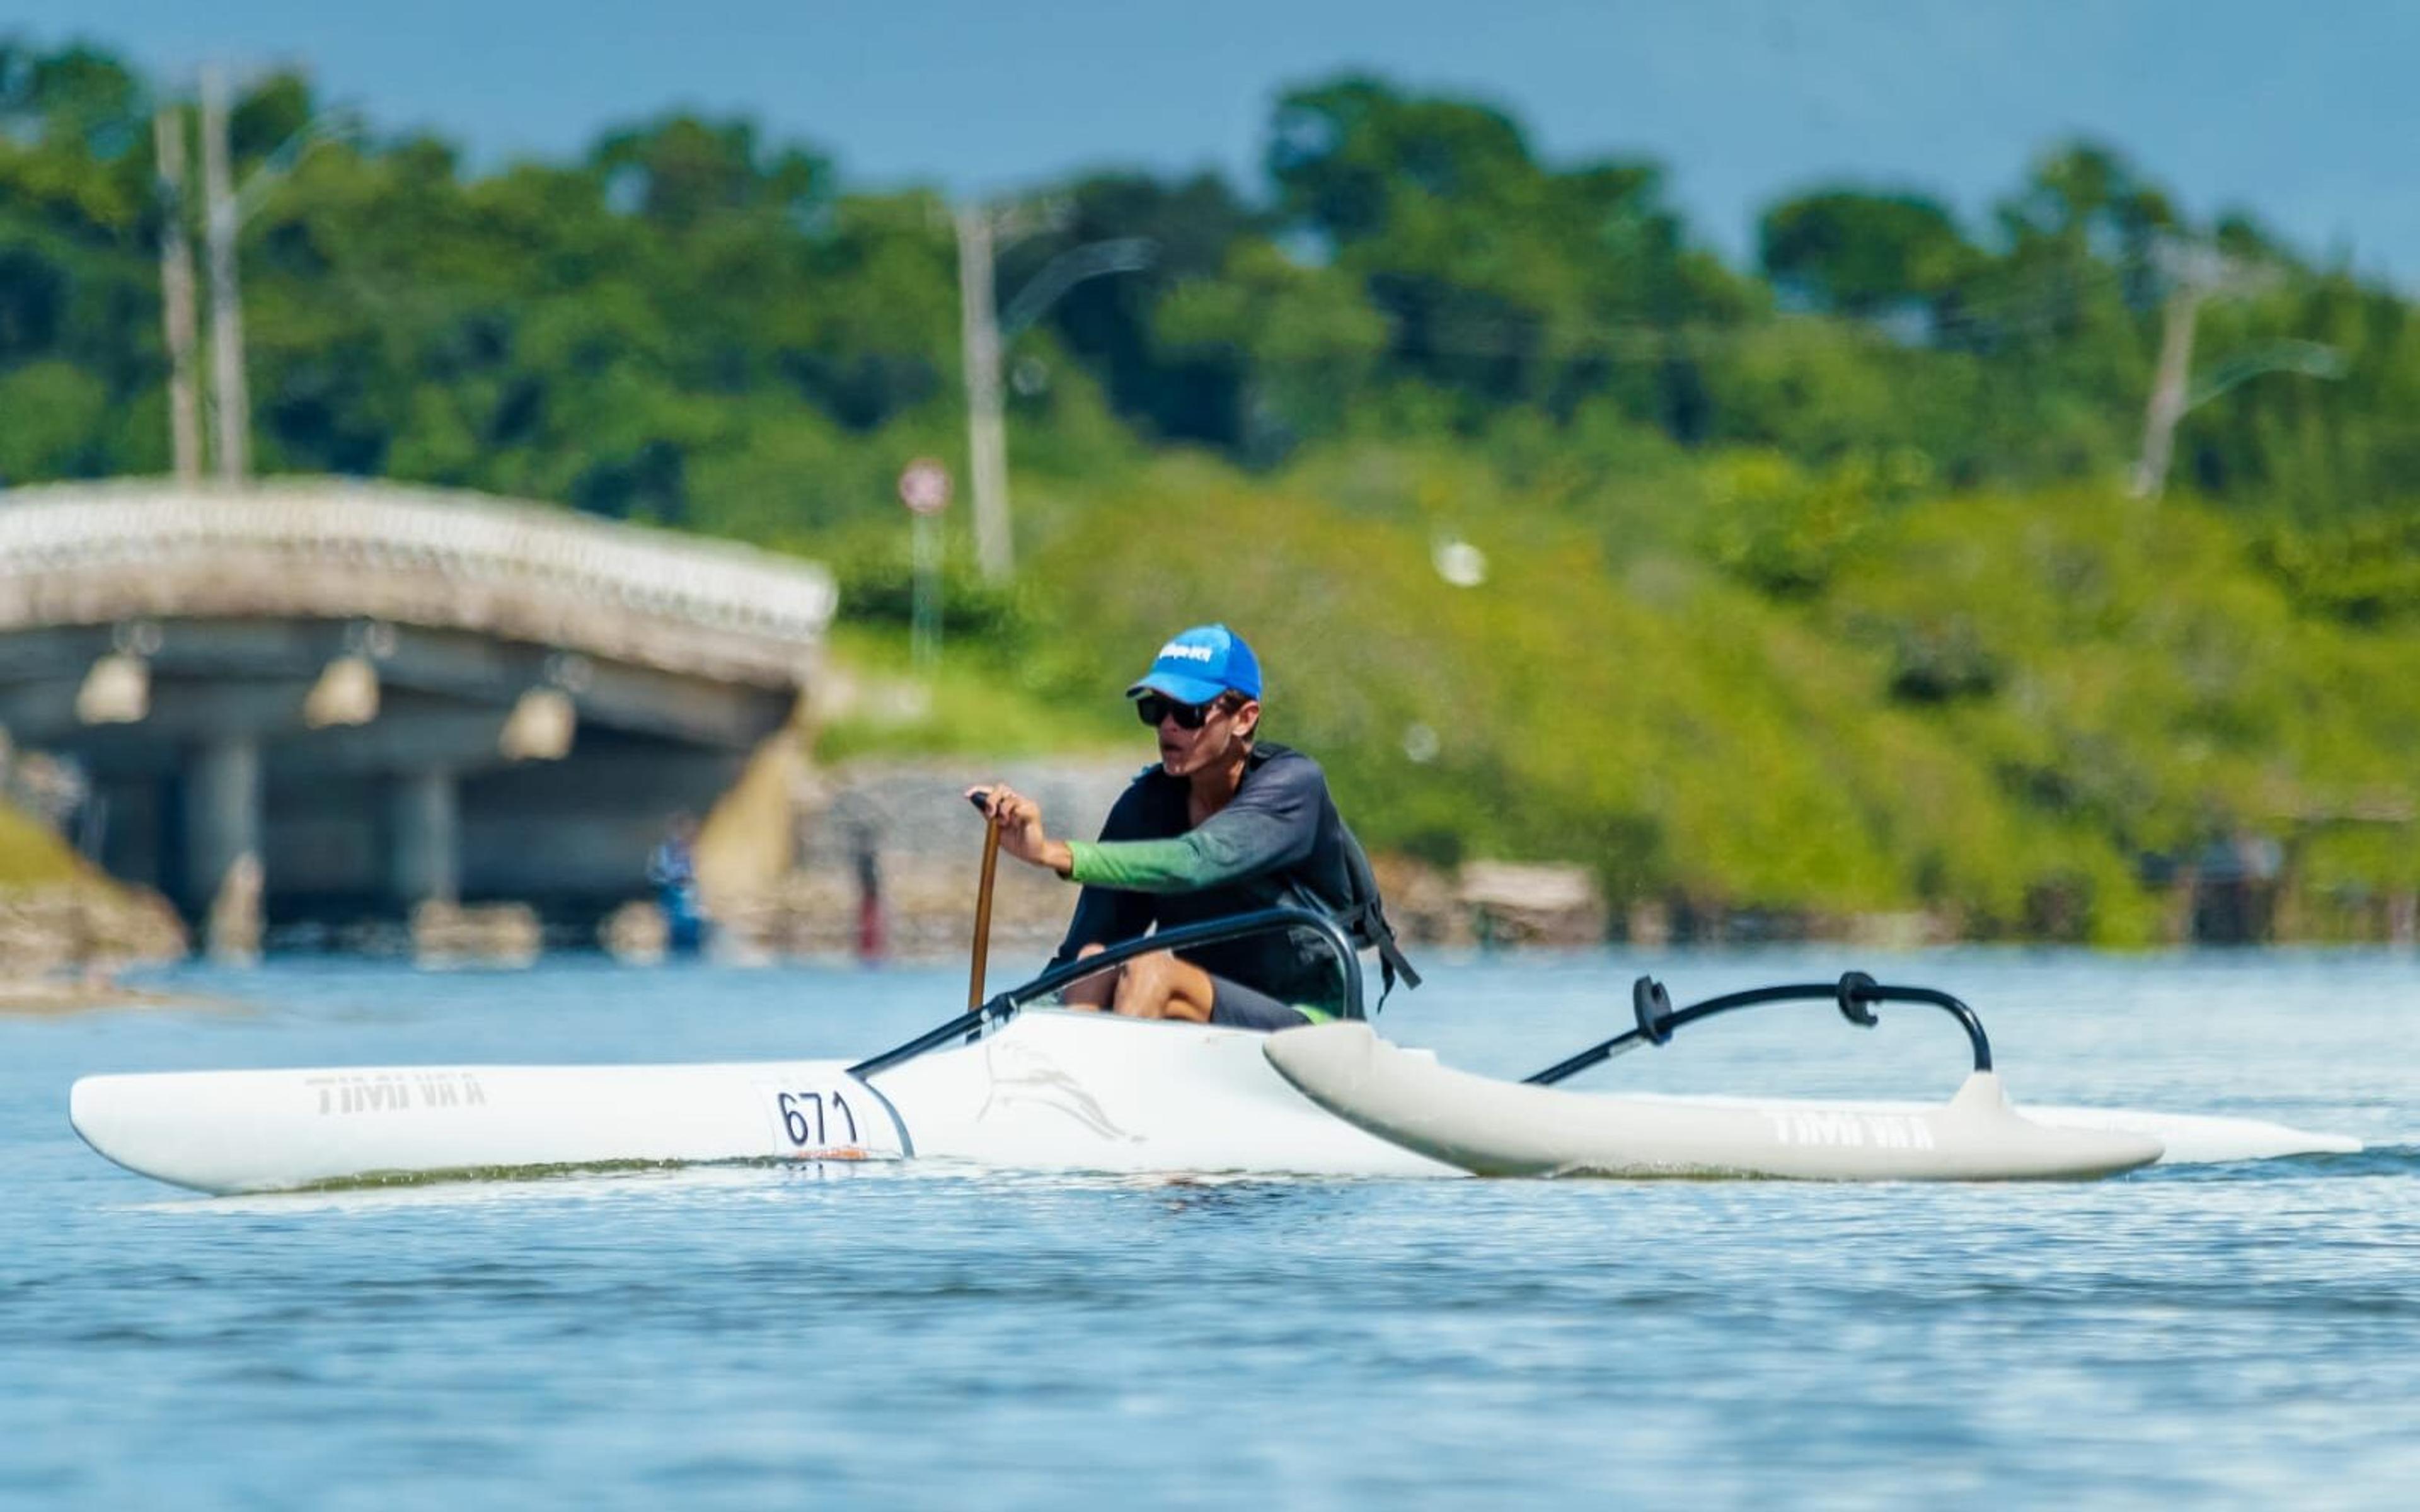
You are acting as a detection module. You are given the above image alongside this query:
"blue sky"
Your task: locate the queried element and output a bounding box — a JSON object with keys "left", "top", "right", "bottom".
{"left": 16, "top": 1, "right": 2417, "bottom": 282}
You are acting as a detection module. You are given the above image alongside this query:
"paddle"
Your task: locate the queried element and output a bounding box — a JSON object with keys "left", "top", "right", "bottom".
{"left": 967, "top": 789, "right": 1001, "bottom": 1010}
{"left": 846, "top": 790, "right": 1020, "bottom": 1080}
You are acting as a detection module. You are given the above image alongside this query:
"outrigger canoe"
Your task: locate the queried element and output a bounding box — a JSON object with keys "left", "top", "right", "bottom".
{"left": 69, "top": 911, "right": 2358, "bottom": 1193}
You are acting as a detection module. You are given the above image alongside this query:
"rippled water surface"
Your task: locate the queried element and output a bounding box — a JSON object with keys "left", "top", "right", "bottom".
{"left": 4, "top": 948, "right": 2416, "bottom": 1508}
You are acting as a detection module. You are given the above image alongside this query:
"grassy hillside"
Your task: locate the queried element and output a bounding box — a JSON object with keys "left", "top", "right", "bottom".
{"left": 814, "top": 440, "right": 2420, "bottom": 945}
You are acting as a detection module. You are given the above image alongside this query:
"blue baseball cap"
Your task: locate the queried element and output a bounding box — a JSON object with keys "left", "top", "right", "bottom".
{"left": 1126, "top": 624, "right": 1263, "bottom": 706}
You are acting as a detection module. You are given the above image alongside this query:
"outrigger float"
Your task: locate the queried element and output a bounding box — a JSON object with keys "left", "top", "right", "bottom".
{"left": 1275, "top": 975, "right": 2169, "bottom": 1181}
{"left": 71, "top": 910, "right": 2358, "bottom": 1194}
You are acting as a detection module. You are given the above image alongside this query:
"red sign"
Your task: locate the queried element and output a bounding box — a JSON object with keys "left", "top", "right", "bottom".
{"left": 899, "top": 458, "right": 952, "bottom": 515}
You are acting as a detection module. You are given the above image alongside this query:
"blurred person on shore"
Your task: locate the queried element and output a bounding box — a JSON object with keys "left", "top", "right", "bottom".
{"left": 647, "top": 812, "right": 708, "bottom": 957}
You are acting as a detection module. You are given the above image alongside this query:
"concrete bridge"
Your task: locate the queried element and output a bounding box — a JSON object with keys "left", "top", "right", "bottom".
{"left": 0, "top": 478, "right": 835, "bottom": 939}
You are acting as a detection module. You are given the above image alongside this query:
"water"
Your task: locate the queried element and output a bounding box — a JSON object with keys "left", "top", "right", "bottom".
{"left": 4, "top": 948, "right": 2416, "bottom": 1508}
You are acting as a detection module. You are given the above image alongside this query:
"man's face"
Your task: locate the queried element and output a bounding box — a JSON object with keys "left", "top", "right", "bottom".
{"left": 1146, "top": 693, "right": 1259, "bottom": 777}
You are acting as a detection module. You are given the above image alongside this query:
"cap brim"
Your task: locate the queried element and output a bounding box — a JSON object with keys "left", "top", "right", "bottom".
{"left": 1126, "top": 671, "right": 1230, "bottom": 706}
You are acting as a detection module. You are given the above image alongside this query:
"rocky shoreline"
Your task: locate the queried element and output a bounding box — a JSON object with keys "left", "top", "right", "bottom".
{"left": 11, "top": 751, "right": 2389, "bottom": 985}
{"left": 0, "top": 881, "right": 193, "bottom": 1013}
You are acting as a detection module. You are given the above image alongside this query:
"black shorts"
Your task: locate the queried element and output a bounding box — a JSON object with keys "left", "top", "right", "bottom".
{"left": 1207, "top": 973, "right": 1313, "bottom": 1031}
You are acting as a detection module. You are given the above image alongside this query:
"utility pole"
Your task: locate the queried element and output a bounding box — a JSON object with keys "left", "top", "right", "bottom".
{"left": 952, "top": 205, "right": 1154, "bottom": 583}
{"left": 199, "top": 66, "right": 250, "bottom": 485}
{"left": 2131, "top": 240, "right": 2273, "bottom": 501}
{"left": 2131, "top": 285, "right": 2203, "bottom": 501}
{"left": 955, "top": 205, "right": 1012, "bottom": 582}
{"left": 153, "top": 107, "right": 204, "bottom": 484}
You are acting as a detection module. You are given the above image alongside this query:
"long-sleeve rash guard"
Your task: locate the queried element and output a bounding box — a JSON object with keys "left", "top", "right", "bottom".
{"left": 1047, "top": 742, "right": 1368, "bottom": 1012}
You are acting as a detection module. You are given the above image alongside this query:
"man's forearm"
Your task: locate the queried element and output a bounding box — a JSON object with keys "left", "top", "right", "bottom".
{"left": 1065, "top": 835, "right": 1235, "bottom": 891}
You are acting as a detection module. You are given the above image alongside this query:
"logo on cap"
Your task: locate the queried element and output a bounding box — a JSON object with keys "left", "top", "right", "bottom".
{"left": 1127, "top": 623, "right": 1262, "bottom": 703}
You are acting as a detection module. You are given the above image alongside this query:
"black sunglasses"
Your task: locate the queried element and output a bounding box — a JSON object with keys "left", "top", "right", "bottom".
{"left": 1134, "top": 692, "right": 1224, "bottom": 730}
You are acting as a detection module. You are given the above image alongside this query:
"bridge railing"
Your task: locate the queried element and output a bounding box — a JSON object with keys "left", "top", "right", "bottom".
{"left": 0, "top": 479, "right": 838, "bottom": 683}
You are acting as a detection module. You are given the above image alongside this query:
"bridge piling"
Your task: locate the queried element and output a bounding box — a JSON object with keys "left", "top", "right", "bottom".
{"left": 183, "top": 735, "right": 261, "bottom": 944}
{"left": 389, "top": 768, "right": 459, "bottom": 907}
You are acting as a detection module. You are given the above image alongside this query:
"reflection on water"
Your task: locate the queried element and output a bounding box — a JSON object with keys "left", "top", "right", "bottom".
{"left": 4, "top": 949, "right": 2417, "bottom": 1508}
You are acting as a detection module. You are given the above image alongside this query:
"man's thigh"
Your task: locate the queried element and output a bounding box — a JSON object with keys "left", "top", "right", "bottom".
{"left": 1203, "top": 972, "right": 1311, "bottom": 1031}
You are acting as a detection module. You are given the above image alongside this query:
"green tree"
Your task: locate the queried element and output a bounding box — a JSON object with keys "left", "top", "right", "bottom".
{"left": 1757, "top": 189, "right": 1978, "bottom": 319}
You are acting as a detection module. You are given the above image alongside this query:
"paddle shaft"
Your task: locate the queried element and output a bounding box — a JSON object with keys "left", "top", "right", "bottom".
{"left": 967, "top": 793, "right": 1002, "bottom": 1010}
{"left": 851, "top": 793, "right": 1006, "bottom": 1082}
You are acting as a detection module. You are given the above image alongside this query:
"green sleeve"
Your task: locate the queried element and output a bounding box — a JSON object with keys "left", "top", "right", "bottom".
{"left": 1067, "top": 837, "right": 1218, "bottom": 891}
{"left": 1064, "top": 765, "right": 1318, "bottom": 893}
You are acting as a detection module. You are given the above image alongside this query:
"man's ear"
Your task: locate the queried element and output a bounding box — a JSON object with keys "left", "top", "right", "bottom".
{"left": 1233, "top": 698, "right": 1262, "bottom": 740}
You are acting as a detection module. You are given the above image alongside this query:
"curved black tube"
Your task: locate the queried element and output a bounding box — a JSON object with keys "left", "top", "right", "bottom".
{"left": 996, "top": 905, "right": 1365, "bottom": 1021}
{"left": 1523, "top": 970, "right": 1994, "bottom": 1087}
{"left": 850, "top": 906, "right": 1366, "bottom": 1080}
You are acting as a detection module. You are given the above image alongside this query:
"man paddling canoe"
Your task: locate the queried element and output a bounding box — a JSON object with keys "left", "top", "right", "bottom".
{"left": 970, "top": 624, "right": 1417, "bottom": 1028}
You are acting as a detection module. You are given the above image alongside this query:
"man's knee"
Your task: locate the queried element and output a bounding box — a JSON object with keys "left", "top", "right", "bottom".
{"left": 1120, "top": 951, "right": 1168, "bottom": 985}
{"left": 1119, "top": 951, "right": 1213, "bottom": 1023}
{"left": 1117, "top": 951, "right": 1176, "bottom": 1014}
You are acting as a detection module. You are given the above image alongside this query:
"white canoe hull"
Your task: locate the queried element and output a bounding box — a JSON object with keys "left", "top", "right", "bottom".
{"left": 71, "top": 1057, "right": 915, "bottom": 1194}
{"left": 1262, "top": 1022, "right": 2354, "bottom": 1181}
{"left": 67, "top": 1011, "right": 1455, "bottom": 1194}
{"left": 69, "top": 1009, "right": 2362, "bottom": 1194}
